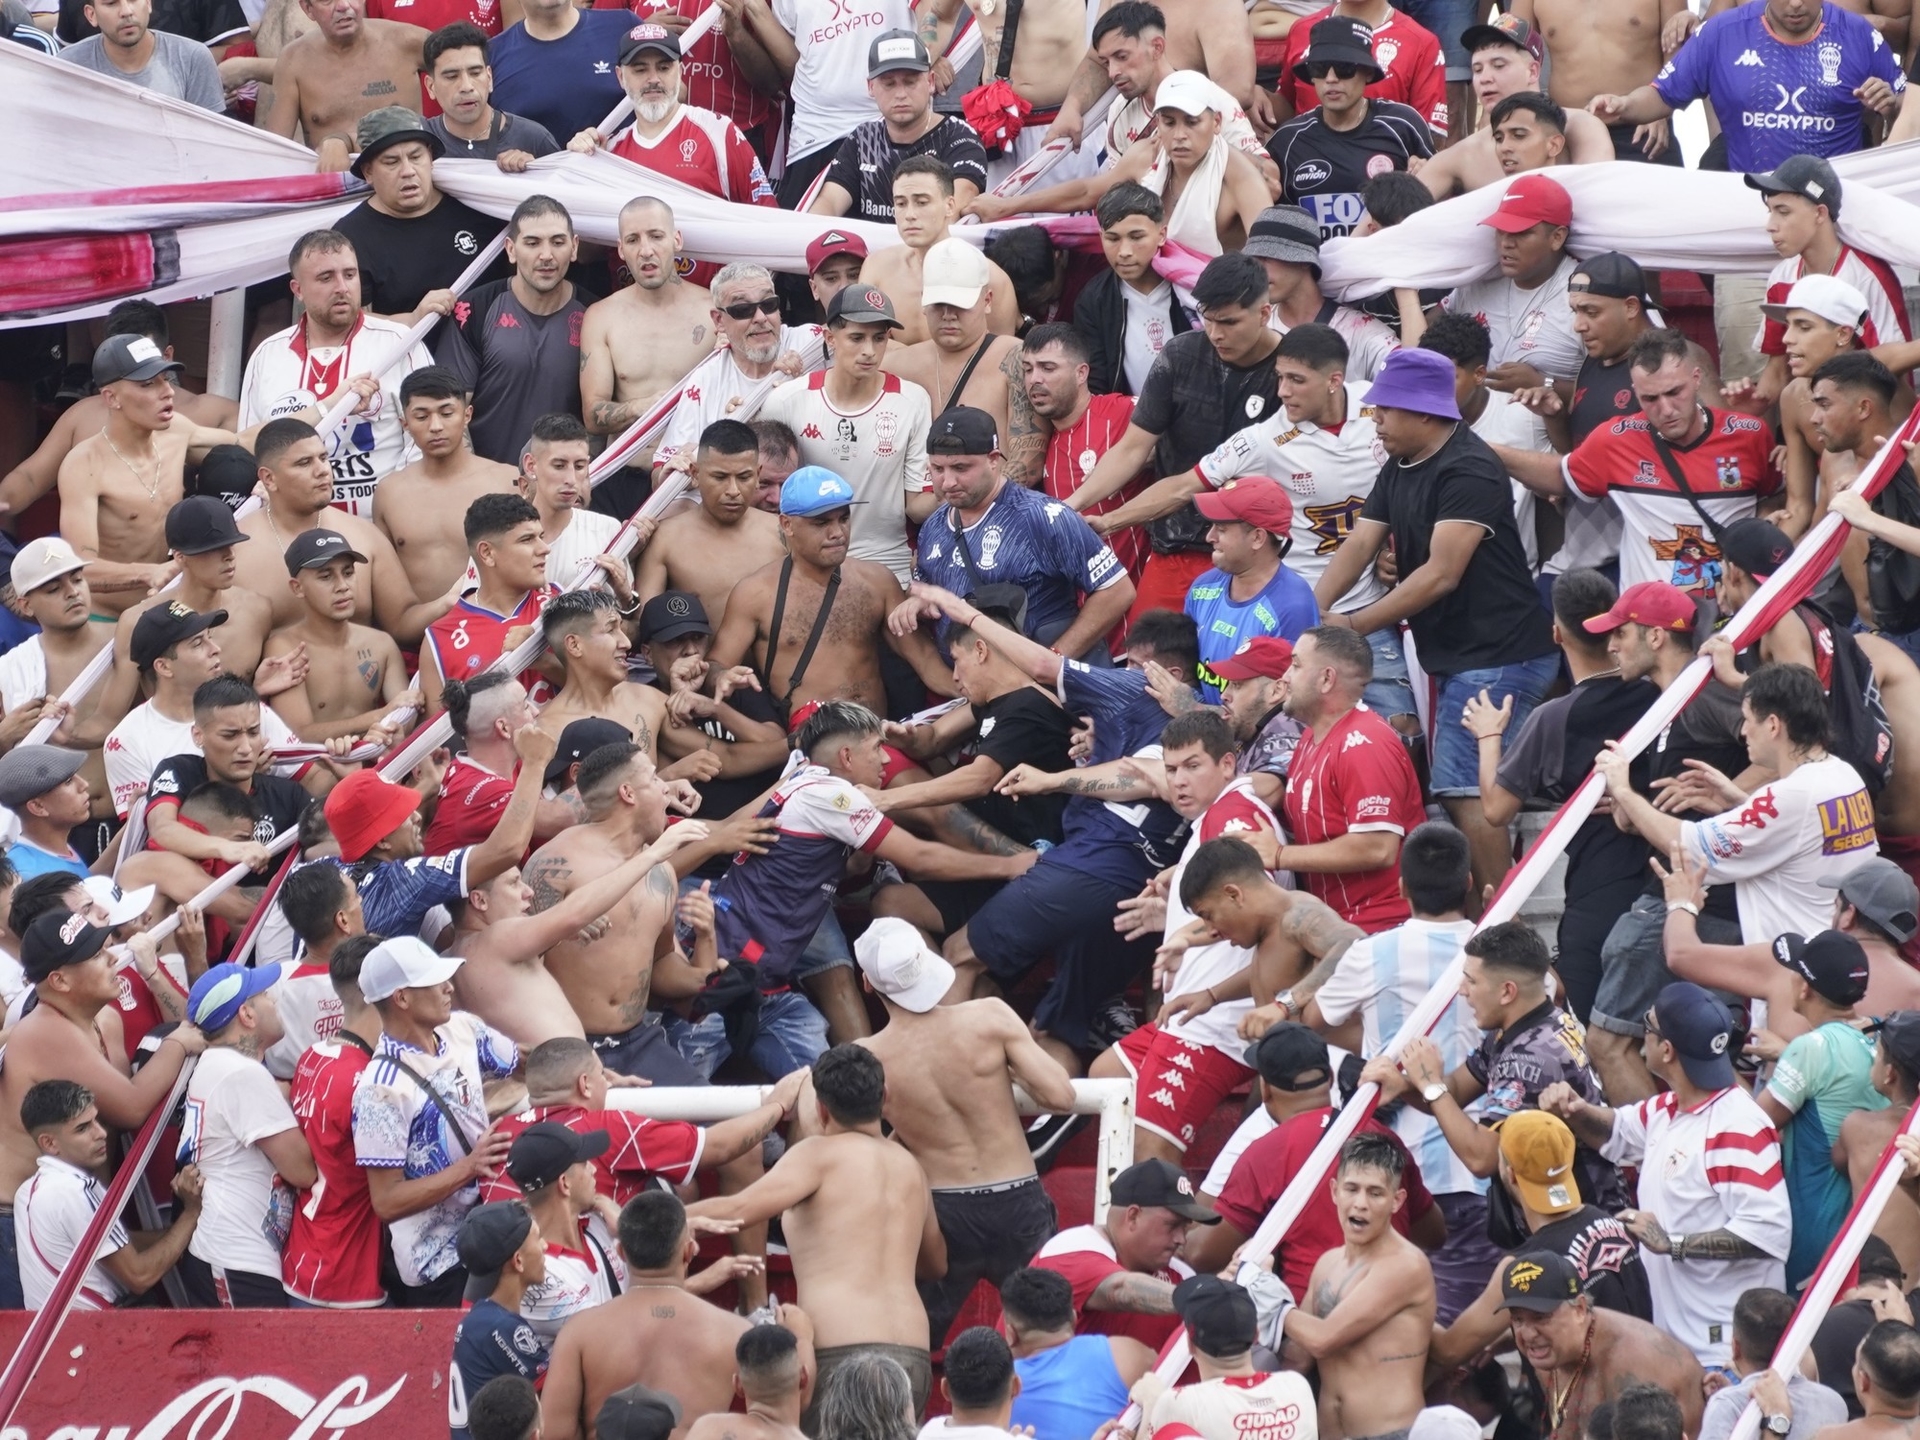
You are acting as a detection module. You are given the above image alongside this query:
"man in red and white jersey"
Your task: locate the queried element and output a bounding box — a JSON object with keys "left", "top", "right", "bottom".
{"left": 1274, "top": 626, "right": 1422, "bottom": 933}
{"left": 422, "top": 493, "right": 555, "bottom": 714}
{"left": 572, "top": 24, "right": 775, "bottom": 211}
{"left": 368, "top": 0, "right": 498, "bottom": 36}
{"left": 238, "top": 232, "right": 433, "bottom": 518}
{"left": 1544, "top": 981, "right": 1790, "bottom": 1370}
{"left": 1024, "top": 323, "right": 1151, "bottom": 582}
{"left": 1133, "top": 1275, "right": 1317, "bottom": 1440}
{"left": 1275, "top": 1, "right": 1448, "bottom": 139}
{"left": 1033, "top": 1157, "right": 1212, "bottom": 1349}
{"left": 264, "top": 864, "right": 365, "bottom": 1080}
{"left": 1093, "top": 709, "right": 1279, "bottom": 1162}
{"left": 603, "top": 0, "right": 778, "bottom": 143}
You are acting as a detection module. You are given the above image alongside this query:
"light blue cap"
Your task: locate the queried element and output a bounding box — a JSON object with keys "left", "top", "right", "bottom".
{"left": 779, "top": 465, "right": 865, "bottom": 518}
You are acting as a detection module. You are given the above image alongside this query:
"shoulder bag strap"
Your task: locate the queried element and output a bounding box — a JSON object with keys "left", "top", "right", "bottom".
{"left": 764, "top": 556, "right": 794, "bottom": 698}
{"left": 1646, "top": 418, "right": 1726, "bottom": 543}
{"left": 781, "top": 567, "right": 842, "bottom": 704}
{"left": 994, "top": 0, "right": 1025, "bottom": 81}
{"left": 950, "top": 506, "right": 990, "bottom": 590}
{"left": 943, "top": 334, "right": 998, "bottom": 413}
{"left": 381, "top": 1050, "right": 476, "bottom": 1157}
{"left": 584, "top": 1225, "right": 623, "bottom": 1297}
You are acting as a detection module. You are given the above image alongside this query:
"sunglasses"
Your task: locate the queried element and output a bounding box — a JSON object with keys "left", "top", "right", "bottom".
{"left": 1306, "top": 62, "right": 1368, "bottom": 80}
{"left": 721, "top": 297, "right": 782, "bottom": 320}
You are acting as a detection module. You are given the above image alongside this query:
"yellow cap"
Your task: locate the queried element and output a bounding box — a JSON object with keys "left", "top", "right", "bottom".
{"left": 1498, "top": 1110, "right": 1580, "bottom": 1215}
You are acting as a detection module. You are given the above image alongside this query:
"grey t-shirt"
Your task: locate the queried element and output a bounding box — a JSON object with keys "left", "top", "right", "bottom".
{"left": 424, "top": 110, "right": 560, "bottom": 162}
{"left": 61, "top": 29, "right": 222, "bottom": 110}
{"left": 1697, "top": 1373, "right": 1847, "bottom": 1440}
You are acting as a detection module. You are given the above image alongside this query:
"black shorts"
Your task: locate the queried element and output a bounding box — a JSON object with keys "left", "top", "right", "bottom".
{"left": 919, "top": 1174, "right": 1058, "bottom": 1349}
{"left": 178, "top": 1252, "right": 289, "bottom": 1309}
{"left": 1607, "top": 120, "right": 1684, "bottom": 166}
{"left": 917, "top": 878, "right": 1006, "bottom": 937}
{"left": 589, "top": 1015, "right": 704, "bottom": 1085}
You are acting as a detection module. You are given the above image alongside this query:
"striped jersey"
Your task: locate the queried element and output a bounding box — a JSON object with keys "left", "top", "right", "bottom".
{"left": 1600, "top": 1086, "right": 1790, "bottom": 1367}
{"left": 1311, "top": 916, "right": 1488, "bottom": 1198}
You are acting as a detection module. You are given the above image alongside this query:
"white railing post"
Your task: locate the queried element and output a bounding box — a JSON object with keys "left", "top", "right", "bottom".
{"left": 205, "top": 287, "right": 245, "bottom": 400}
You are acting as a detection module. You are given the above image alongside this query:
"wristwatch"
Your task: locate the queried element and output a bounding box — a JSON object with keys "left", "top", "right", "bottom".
{"left": 1763, "top": 1415, "right": 1792, "bottom": 1436}
{"left": 1420, "top": 1081, "right": 1449, "bottom": 1105}
{"left": 1668, "top": 1233, "right": 1687, "bottom": 1261}
{"left": 1275, "top": 990, "right": 1297, "bottom": 1021}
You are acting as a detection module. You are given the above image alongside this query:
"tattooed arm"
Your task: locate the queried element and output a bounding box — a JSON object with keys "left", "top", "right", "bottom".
{"left": 994, "top": 757, "right": 1158, "bottom": 801}
{"left": 521, "top": 852, "right": 573, "bottom": 914}
{"left": 1621, "top": 1213, "right": 1773, "bottom": 1262}
{"left": 1002, "top": 346, "right": 1048, "bottom": 487}
{"left": 1087, "top": 1269, "right": 1179, "bottom": 1315}
{"left": 936, "top": 804, "right": 1031, "bottom": 858}
{"left": 1240, "top": 894, "right": 1365, "bottom": 1030}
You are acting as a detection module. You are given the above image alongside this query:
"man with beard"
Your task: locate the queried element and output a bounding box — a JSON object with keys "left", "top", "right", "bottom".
{"left": 1210, "top": 637, "right": 1301, "bottom": 810}
{"left": 438, "top": 195, "right": 593, "bottom": 467}
{"left": 809, "top": 32, "right": 988, "bottom": 221}
{"left": 420, "top": 24, "right": 560, "bottom": 167}
{"left": 635, "top": 421, "right": 787, "bottom": 632}
{"left": 260, "top": 0, "right": 427, "bottom": 170}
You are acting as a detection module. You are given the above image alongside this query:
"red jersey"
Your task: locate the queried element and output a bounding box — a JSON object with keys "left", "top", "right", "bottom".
{"left": 597, "top": 0, "right": 775, "bottom": 132}
{"left": 367, "top": 0, "right": 499, "bottom": 31}
{"left": 1212, "top": 1108, "right": 1433, "bottom": 1296}
{"left": 1282, "top": 705, "right": 1423, "bottom": 932}
{"left": 1033, "top": 1223, "right": 1191, "bottom": 1348}
{"left": 425, "top": 753, "right": 517, "bottom": 857}
{"left": 1279, "top": 6, "right": 1447, "bottom": 138}
{"left": 609, "top": 107, "right": 776, "bottom": 208}
{"left": 481, "top": 1103, "right": 705, "bottom": 1207}
{"left": 285, "top": 1040, "right": 385, "bottom": 1307}
{"left": 426, "top": 588, "right": 555, "bottom": 701}
{"left": 1045, "top": 393, "right": 1150, "bottom": 581}
{"left": 1758, "top": 247, "right": 1909, "bottom": 357}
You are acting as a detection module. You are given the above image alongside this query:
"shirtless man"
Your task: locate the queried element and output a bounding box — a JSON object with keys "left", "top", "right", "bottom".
{"left": 1047, "top": 0, "right": 1260, "bottom": 145}
{"left": 540, "top": 1190, "right": 762, "bottom": 1440}
{"left": 689, "top": 1045, "right": 946, "bottom": 1426}
{"left": 1497, "top": 1251, "right": 1704, "bottom": 1440}
{"left": 857, "top": 157, "right": 1020, "bottom": 347}
{"left": 260, "top": 0, "right": 427, "bottom": 169}
{"left": 1841, "top": 1013, "right": 1920, "bottom": 1283}
{"left": 234, "top": 418, "right": 459, "bottom": 645}
{"left": 884, "top": 243, "right": 1045, "bottom": 487}
{"left": 851, "top": 917, "right": 1077, "bottom": 1350}
{"left": 1416, "top": 19, "right": 1618, "bottom": 198}
{"left": 522, "top": 743, "right": 730, "bottom": 1084}
{"left": 634, "top": 419, "right": 784, "bottom": 629}
{"left": 1510, "top": 0, "right": 1682, "bottom": 161}
{"left": 579, "top": 197, "right": 719, "bottom": 464}
{"left": 683, "top": 1316, "right": 817, "bottom": 1440}
{"left": 452, "top": 816, "right": 710, "bottom": 1047}
{"left": 1273, "top": 1132, "right": 1436, "bottom": 1440}
{"left": 1808, "top": 355, "right": 1920, "bottom": 636}
{"left": 261, "top": 530, "right": 419, "bottom": 740}
{"left": 57, "top": 337, "right": 361, "bottom": 618}
{"left": 372, "top": 367, "right": 518, "bottom": 602}
{"left": 706, "top": 472, "right": 957, "bottom": 722}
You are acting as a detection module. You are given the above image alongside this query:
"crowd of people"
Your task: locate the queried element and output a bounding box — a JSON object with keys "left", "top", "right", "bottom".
{"left": 11, "top": 0, "right": 1920, "bottom": 1437}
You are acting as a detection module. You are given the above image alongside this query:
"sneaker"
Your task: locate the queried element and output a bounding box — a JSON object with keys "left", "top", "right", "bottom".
{"left": 1087, "top": 998, "right": 1140, "bottom": 1051}
{"left": 1025, "top": 1112, "right": 1090, "bottom": 1172}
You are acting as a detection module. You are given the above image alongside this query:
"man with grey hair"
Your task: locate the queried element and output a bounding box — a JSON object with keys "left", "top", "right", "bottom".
{"left": 653, "top": 263, "right": 827, "bottom": 477}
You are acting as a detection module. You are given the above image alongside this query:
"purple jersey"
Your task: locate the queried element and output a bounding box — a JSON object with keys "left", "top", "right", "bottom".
{"left": 709, "top": 767, "right": 893, "bottom": 983}
{"left": 1653, "top": 2, "right": 1904, "bottom": 172}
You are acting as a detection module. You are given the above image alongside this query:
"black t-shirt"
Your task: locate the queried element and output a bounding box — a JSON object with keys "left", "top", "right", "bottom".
{"left": 59, "top": 0, "right": 244, "bottom": 44}
{"left": 1357, "top": 423, "right": 1555, "bottom": 674}
{"left": 1568, "top": 349, "right": 1640, "bottom": 446}
{"left": 1496, "top": 674, "right": 1658, "bottom": 893}
{"left": 1643, "top": 681, "right": 1747, "bottom": 915}
{"left": 821, "top": 117, "right": 990, "bottom": 222}
{"left": 437, "top": 279, "right": 597, "bottom": 464}
{"left": 687, "top": 683, "right": 785, "bottom": 881}
{"left": 332, "top": 197, "right": 510, "bottom": 318}
{"left": 961, "top": 686, "right": 1077, "bottom": 846}
{"left": 146, "top": 754, "right": 313, "bottom": 873}
{"left": 1267, "top": 99, "right": 1434, "bottom": 240}
{"left": 1133, "top": 330, "right": 1284, "bottom": 556}
{"left": 1525, "top": 1205, "right": 1655, "bottom": 1322}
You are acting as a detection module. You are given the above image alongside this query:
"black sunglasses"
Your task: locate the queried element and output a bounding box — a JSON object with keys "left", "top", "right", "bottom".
{"left": 721, "top": 297, "right": 782, "bottom": 320}
{"left": 1306, "top": 62, "right": 1367, "bottom": 80}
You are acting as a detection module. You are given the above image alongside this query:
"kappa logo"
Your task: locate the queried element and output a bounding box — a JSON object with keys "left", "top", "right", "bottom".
{"left": 802, "top": 422, "right": 824, "bottom": 439}
{"left": 1340, "top": 728, "right": 1371, "bottom": 751}
{"left": 1735, "top": 47, "right": 1762, "bottom": 66}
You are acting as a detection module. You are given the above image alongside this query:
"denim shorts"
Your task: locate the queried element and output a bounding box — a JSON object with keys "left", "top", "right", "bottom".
{"left": 1427, "top": 652, "right": 1560, "bottom": 797}
{"left": 1362, "top": 626, "right": 1417, "bottom": 722}
{"left": 1394, "top": 0, "right": 1481, "bottom": 78}
{"left": 1590, "top": 891, "right": 1743, "bottom": 1038}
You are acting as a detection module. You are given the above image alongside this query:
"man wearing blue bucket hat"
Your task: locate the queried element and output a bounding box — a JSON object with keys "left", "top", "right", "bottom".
{"left": 1310, "top": 346, "right": 1558, "bottom": 896}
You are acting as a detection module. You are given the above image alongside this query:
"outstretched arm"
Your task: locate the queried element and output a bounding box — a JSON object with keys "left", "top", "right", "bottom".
{"left": 909, "top": 582, "right": 1062, "bottom": 686}
{"left": 686, "top": 1139, "right": 823, "bottom": 1227}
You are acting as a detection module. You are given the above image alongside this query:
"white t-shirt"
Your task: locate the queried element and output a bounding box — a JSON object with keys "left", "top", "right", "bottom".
{"left": 1600, "top": 1085, "right": 1790, "bottom": 1366}
{"left": 656, "top": 325, "right": 827, "bottom": 465}
{"left": 182, "top": 1045, "right": 302, "bottom": 1280}
{"left": 237, "top": 314, "right": 434, "bottom": 517}
{"left": 771, "top": 0, "right": 913, "bottom": 160}
{"left": 760, "top": 371, "right": 933, "bottom": 582}
{"left": 1146, "top": 1371, "right": 1319, "bottom": 1440}
{"left": 542, "top": 507, "right": 624, "bottom": 589}
{"left": 919, "top": 1423, "right": 1026, "bottom": 1440}
{"left": 1196, "top": 382, "right": 1386, "bottom": 611}
{"left": 1110, "top": 80, "right": 1263, "bottom": 163}
{"left": 1123, "top": 282, "right": 1180, "bottom": 399}
{"left": 265, "top": 962, "right": 343, "bottom": 1081}
{"left": 1444, "top": 255, "right": 1585, "bottom": 383}
{"left": 104, "top": 698, "right": 300, "bottom": 819}
{"left": 521, "top": 1213, "right": 627, "bottom": 1341}
{"left": 1468, "top": 388, "right": 1551, "bottom": 575}
{"left": 0, "top": 638, "right": 48, "bottom": 713}
{"left": 16, "top": 1156, "right": 129, "bottom": 1311}
{"left": 1266, "top": 306, "right": 1401, "bottom": 384}
{"left": 1162, "top": 778, "right": 1281, "bottom": 1056}
{"left": 1681, "top": 754, "right": 1880, "bottom": 945}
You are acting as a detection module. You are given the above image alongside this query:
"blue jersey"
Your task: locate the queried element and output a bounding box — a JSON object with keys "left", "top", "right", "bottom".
{"left": 915, "top": 482, "right": 1126, "bottom": 647}
{"left": 336, "top": 849, "right": 472, "bottom": 941}
{"left": 1048, "top": 662, "right": 1186, "bottom": 889}
{"left": 1653, "top": 2, "right": 1904, "bottom": 171}
{"left": 487, "top": 11, "right": 633, "bottom": 151}
{"left": 450, "top": 1297, "right": 549, "bottom": 1440}
{"left": 1185, "top": 565, "right": 1320, "bottom": 703}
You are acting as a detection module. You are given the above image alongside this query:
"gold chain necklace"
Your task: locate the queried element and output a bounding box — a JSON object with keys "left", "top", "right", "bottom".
{"left": 103, "top": 429, "right": 161, "bottom": 503}
{"left": 1546, "top": 1319, "right": 1596, "bottom": 1440}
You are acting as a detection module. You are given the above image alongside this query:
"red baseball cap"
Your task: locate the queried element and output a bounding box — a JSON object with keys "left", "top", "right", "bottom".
{"left": 1194, "top": 477, "right": 1294, "bottom": 536}
{"left": 324, "top": 768, "right": 422, "bottom": 862}
{"left": 1582, "top": 580, "right": 1696, "bottom": 636}
{"left": 806, "top": 230, "right": 869, "bottom": 273}
{"left": 1479, "top": 174, "right": 1573, "bottom": 233}
{"left": 1210, "top": 636, "right": 1295, "bottom": 681}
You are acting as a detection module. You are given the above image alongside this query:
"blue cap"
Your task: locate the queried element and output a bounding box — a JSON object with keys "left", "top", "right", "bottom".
{"left": 187, "top": 962, "right": 283, "bottom": 1034}
{"left": 779, "top": 466, "right": 865, "bottom": 518}
{"left": 1367, "top": 347, "right": 1463, "bottom": 421}
{"left": 1651, "top": 981, "right": 1735, "bottom": 1090}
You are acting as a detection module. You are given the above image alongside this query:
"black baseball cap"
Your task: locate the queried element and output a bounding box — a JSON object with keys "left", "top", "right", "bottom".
{"left": 1109, "top": 1158, "right": 1219, "bottom": 1223}
{"left": 457, "top": 1200, "right": 533, "bottom": 1301}
{"left": 543, "top": 717, "right": 634, "bottom": 788}
{"left": 131, "top": 600, "right": 228, "bottom": 669}
{"left": 285, "top": 528, "right": 369, "bottom": 575}
{"left": 619, "top": 20, "right": 681, "bottom": 63}
{"left": 1651, "top": 981, "right": 1736, "bottom": 1090}
{"left": 190, "top": 444, "right": 259, "bottom": 507}
{"left": 1173, "top": 1274, "right": 1258, "bottom": 1356}
{"left": 928, "top": 406, "right": 1000, "bottom": 456}
{"left": 1243, "top": 1022, "right": 1332, "bottom": 1091}
{"left": 21, "top": 909, "right": 111, "bottom": 984}
{"left": 1567, "top": 252, "right": 1647, "bottom": 303}
{"left": 1745, "top": 153, "right": 1843, "bottom": 218}
{"left": 1868, "top": 1012, "right": 1920, "bottom": 1076}
{"left": 506, "top": 1121, "right": 611, "bottom": 1192}
{"left": 1719, "top": 516, "right": 1793, "bottom": 581}
{"left": 166, "top": 495, "right": 251, "bottom": 556}
{"left": 1498, "top": 1251, "right": 1583, "bottom": 1313}
{"left": 92, "top": 333, "right": 184, "bottom": 387}
{"left": 639, "top": 591, "right": 712, "bottom": 643}
{"left": 826, "top": 284, "right": 903, "bottom": 329}
{"left": 597, "top": 1384, "right": 684, "bottom": 1440}
{"left": 1773, "top": 930, "right": 1871, "bottom": 1006}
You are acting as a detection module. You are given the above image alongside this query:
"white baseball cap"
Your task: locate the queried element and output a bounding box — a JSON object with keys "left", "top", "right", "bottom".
{"left": 921, "top": 238, "right": 991, "bottom": 311}
{"left": 10, "top": 537, "right": 86, "bottom": 596}
{"left": 359, "top": 935, "right": 464, "bottom": 1002}
{"left": 1760, "top": 273, "right": 1870, "bottom": 330}
{"left": 81, "top": 876, "right": 157, "bottom": 929}
{"left": 1153, "top": 70, "right": 1221, "bottom": 120}
{"left": 853, "top": 917, "right": 955, "bottom": 1013}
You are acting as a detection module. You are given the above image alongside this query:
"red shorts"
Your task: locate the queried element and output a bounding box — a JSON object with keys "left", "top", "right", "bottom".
{"left": 1116, "top": 1022, "right": 1254, "bottom": 1151}
{"left": 1129, "top": 551, "right": 1214, "bottom": 625}
{"left": 880, "top": 743, "right": 921, "bottom": 787}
